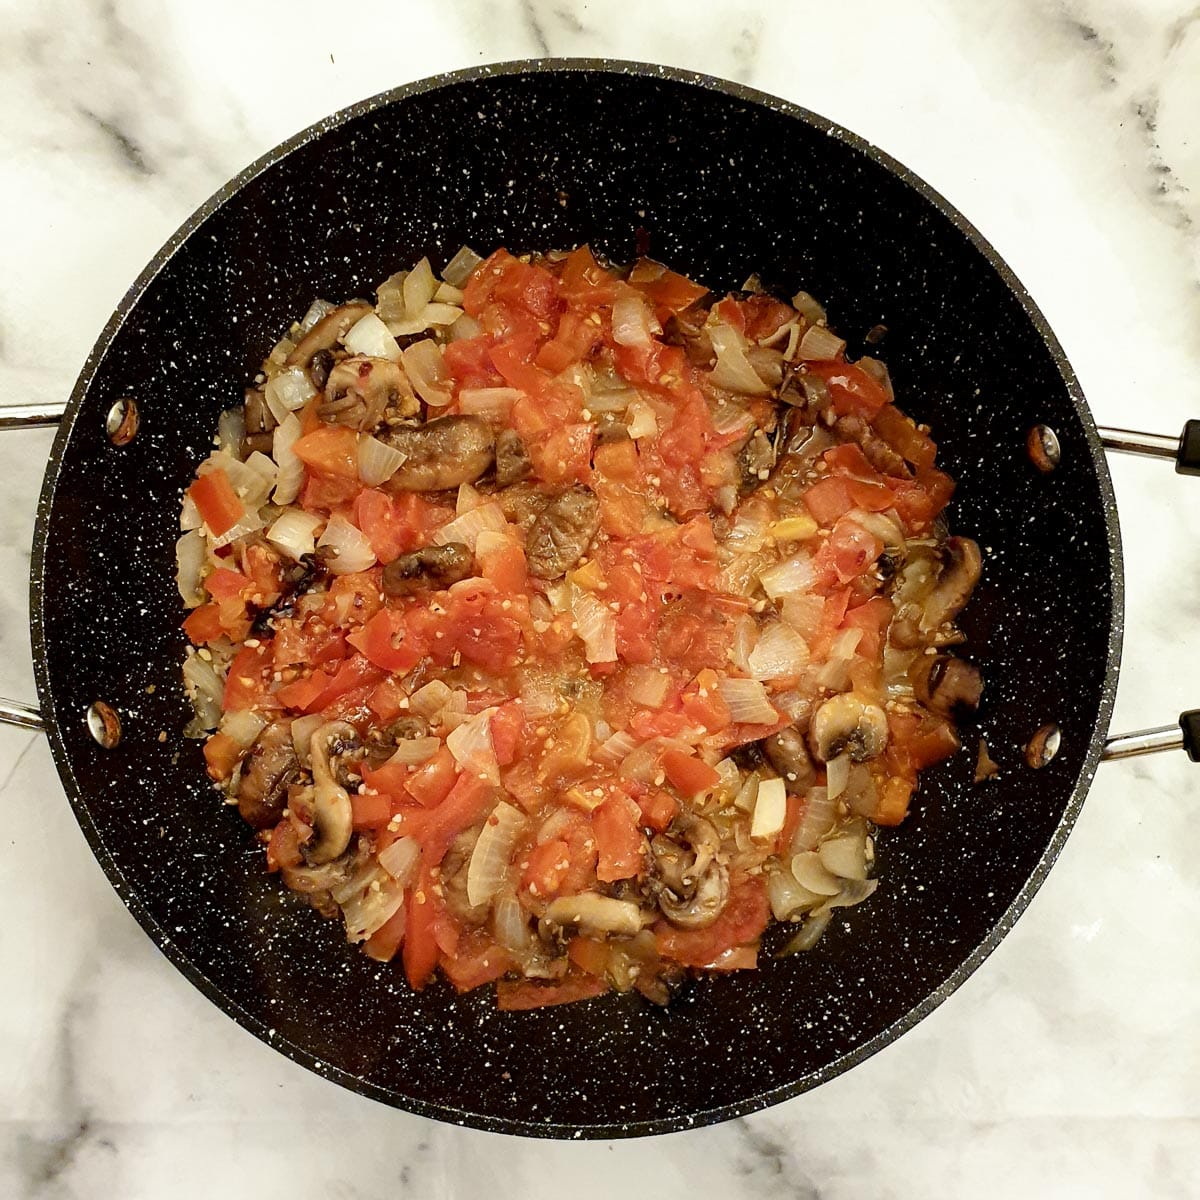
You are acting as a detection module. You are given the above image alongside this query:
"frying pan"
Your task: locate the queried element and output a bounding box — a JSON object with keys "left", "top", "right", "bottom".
{"left": 4, "top": 60, "right": 1198, "bottom": 1139}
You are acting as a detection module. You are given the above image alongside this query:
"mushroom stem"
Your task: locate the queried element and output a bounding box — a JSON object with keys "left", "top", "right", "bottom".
{"left": 306, "top": 720, "right": 355, "bottom": 864}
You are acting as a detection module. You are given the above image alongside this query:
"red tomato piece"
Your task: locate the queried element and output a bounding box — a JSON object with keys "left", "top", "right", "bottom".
{"left": 873, "top": 403, "right": 937, "bottom": 473}
{"left": 592, "top": 794, "right": 645, "bottom": 882}
{"left": 182, "top": 603, "right": 225, "bottom": 646}
{"left": 351, "top": 790, "right": 392, "bottom": 830}
{"left": 292, "top": 424, "right": 359, "bottom": 477}
{"left": 805, "top": 361, "right": 890, "bottom": 418}
{"left": 223, "top": 643, "right": 272, "bottom": 711}
{"left": 402, "top": 864, "right": 440, "bottom": 991}
{"left": 521, "top": 838, "right": 572, "bottom": 900}
{"left": 346, "top": 608, "right": 426, "bottom": 674}
{"left": 408, "top": 772, "right": 497, "bottom": 867}
{"left": 490, "top": 701, "right": 525, "bottom": 767}
{"left": 826, "top": 518, "right": 885, "bottom": 583}
{"left": 188, "top": 469, "right": 244, "bottom": 538}
{"left": 636, "top": 789, "right": 680, "bottom": 833}
{"left": 496, "top": 973, "right": 609, "bottom": 1011}
{"left": 662, "top": 748, "right": 721, "bottom": 797}
{"left": 202, "top": 731, "right": 242, "bottom": 782}
{"left": 441, "top": 929, "right": 512, "bottom": 993}
{"left": 404, "top": 746, "right": 459, "bottom": 808}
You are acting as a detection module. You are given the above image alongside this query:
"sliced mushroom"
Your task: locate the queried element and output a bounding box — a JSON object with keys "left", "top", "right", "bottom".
{"left": 285, "top": 301, "right": 372, "bottom": 369}
{"left": 833, "top": 414, "right": 909, "bottom": 478}
{"left": 235, "top": 721, "right": 297, "bottom": 829}
{"left": 320, "top": 355, "right": 418, "bottom": 430}
{"left": 737, "top": 428, "right": 776, "bottom": 488}
{"left": 389, "top": 715, "right": 431, "bottom": 741}
{"left": 495, "top": 428, "right": 533, "bottom": 486}
{"left": 763, "top": 727, "right": 816, "bottom": 794}
{"left": 544, "top": 893, "right": 645, "bottom": 937}
{"left": 525, "top": 486, "right": 601, "bottom": 579}
{"left": 308, "top": 348, "right": 334, "bottom": 391}
{"left": 658, "top": 859, "right": 730, "bottom": 930}
{"left": 912, "top": 654, "right": 983, "bottom": 716}
{"left": 383, "top": 415, "right": 495, "bottom": 491}
{"left": 306, "top": 721, "right": 355, "bottom": 864}
{"left": 382, "top": 542, "right": 473, "bottom": 596}
{"left": 919, "top": 537, "right": 982, "bottom": 634}
{"left": 809, "top": 692, "right": 889, "bottom": 764}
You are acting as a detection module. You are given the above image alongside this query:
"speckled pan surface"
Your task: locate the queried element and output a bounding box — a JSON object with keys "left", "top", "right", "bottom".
{"left": 30, "top": 61, "right": 1122, "bottom": 1138}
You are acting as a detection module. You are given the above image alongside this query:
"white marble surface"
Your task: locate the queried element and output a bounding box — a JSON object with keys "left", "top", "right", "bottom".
{"left": 3, "top": 1, "right": 1200, "bottom": 1195}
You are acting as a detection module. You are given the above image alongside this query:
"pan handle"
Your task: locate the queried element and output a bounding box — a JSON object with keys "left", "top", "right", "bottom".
{"left": 0, "top": 402, "right": 69, "bottom": 430}
{"left": 1102, "top": 711, "right": 1200, "bottom": 761}
{"left": 1098, "top": 422, "right": 1200, "bottom": 473}
{"left": 0, "top": 699, "right": 45, "bottom": 732}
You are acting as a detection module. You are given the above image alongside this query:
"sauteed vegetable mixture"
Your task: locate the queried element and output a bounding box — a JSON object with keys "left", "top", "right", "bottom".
{"left": 177, "top": 247, "right": 981, "bottom": 1008}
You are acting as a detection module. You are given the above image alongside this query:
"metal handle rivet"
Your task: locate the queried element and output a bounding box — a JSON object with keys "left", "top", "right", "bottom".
{"left": 1025, "top": 722, "right": 1061, "bottom": 768}
{"left": 1027, "top": 425, "right": 1061, "bottom": 473}
{"left": 106, "top": 397, "right": 139, "bottom": 446}
{"left": 86, "top": 701, "right": 122, "bottom": 749}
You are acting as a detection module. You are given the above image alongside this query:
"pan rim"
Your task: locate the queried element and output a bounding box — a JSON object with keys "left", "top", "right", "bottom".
{"left": 28, "top": 56, "right": 1124, "bottom": 1139}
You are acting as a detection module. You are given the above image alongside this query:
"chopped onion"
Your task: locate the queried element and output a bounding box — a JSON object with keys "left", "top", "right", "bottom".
{"left": 358, "top": 434, "right": 407, "bottom": 486}
{"left": 518, "top": 668, "right": 564, "bottom": 721}
{"left": 759, "top": 554, "right": 816, "bottom": 601}
{"left": 433, "top": 501, "right": 507, "bottom": 552}
{"left": 728, "top": 613, "right": 758, "bottom": 674}
{"left": 446, "top": 706, "right": 500, "bottom": 784}
{"left": 767, "top": 869, "right": 824, "bottom": 921}
{"left": 175, "top": 530, "right": 207, "bottom": 607}
{"left": 435, "top": 281, "right": 464, "bottom": 305}
{"left": 611, "top": 291, "right": 660, "bottom": 348}
{"left": 239, "top": 452, "right": 278, "bottom": 509}
{"left": 385, "top": 736, "right": 441, "bottom": 766}
{"left": 779, "top": 910, "right": 833, "bottom": 955}
{"left": 180, "top": 493, "right": 202, "bottom": 531}
{"left": 717, "top": 677, "right": 778, "bottom": 725}
{"left": 734, "top": 771, "right": 760, "bottom": 813}
{"left": 747, "top": 622, "right": 809, "bottom": 681}
{"left": 443, "top": 245, "right": 484, "bottom": 288}
{"left": 401, "top": 339, "right": 452, "bottom": 407}
{"left": 210, "top": 509, "right": 264, "bottom": 551}
{"left": 790, "top": 851, "right": 842, "bottom": 896}
{"left": 264, "top": 367, "right": 317, "bottom": 426}
{"left": 449, "top": 313, "right": 483, "bottom": 342}
{"left": 571, "top": 587, "right": 617, "bottom": 664}
{"left": 625, "top": 397, "right": 659, "bottom": 440}
{"left": 791, "top": 290, "right": 827, "bottom": 326}
{"left": 289, "top": 713, "right": 325, "bottom": 766}
{"left": 466, "top": 802, "right": 525, "bottom": 907}
{"left": 409, "top": 680, "right": 453, "bottom": 718}
{"left": 267, "top": 508, "right": 323, "bottom": 562}
{"left": 798, "top": 324, "right": 846, "bottom": 361}
{"left": 299, "top": 298, "right": 336, "bottom": 334}
{"left": 843, "top": 763, "right": 879, "bottom": 817}
{"left": 826, "top": 752, "right": 851, "bottom": 800}
{"left": 819, "top": 828, "right": 868, "bottom": 881}
{"left": 791, "top": 787, "right": 836, "bottom": 852}
{"left": 317, "top": 513, "right": 377, "bottom": 574}
{"left": 585, "top": 384, "right": 636, "bottom": 414}
{"left": 343, "top": 312, "right": 402, "bottom": 362}
{"left": 595, "top": 730, "right": 638, "bottom": 767}
{"left": 492, "top": 889, "right": 534, "bottom": 954}
{"left": 750, "top": 776, "right": 787, "bottom": 840}
{"left": 182, "top": 651, "right": 223, "bottom": 735}
{"left": 403, "top": 257, "right": 437, "bottom": 318}
{"left": 816, "top": 629, "right": 864, "bottom": 690}
{"left": 378, "top": 835, "right": 421, "bottom": 884}
{"left": 713, "top": 756, "right": 741, "bottom": 802}
{"left": 780, "top": 593, "right": 825, "bottom": 640}
{"left": 626, "top": 664, "right": 670, "bottom": 709}
{"left": 219, "top": 708, "right": 267, "bottom": 751}
{"left": 272, "top": 413, "right": 304, "bottom": 506}
{"left": 815, "top": 877, "right": 879, "bottom": 915}
{"left": 217, "top": 407, "right": 246, "bottom": 457}
{"left": 459, "top": 387, "right": 521, "bottom": 419}
{"left": 709, "top": 323, "right": 771, "bottom": 395}
{"left": 711, "top": 403, "right": 756, "bottom": 439}
{"left": 341, "top": 874, "right": 405, "bottom": 943}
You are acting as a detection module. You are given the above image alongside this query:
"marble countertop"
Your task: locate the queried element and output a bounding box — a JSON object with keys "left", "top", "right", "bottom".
{"left": 3, "top": 1, "right": 1200, "bottom": 1196}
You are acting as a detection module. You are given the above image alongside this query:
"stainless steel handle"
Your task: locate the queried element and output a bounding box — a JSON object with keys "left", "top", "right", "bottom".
{"left": 1101, "top": 724, "right": 1184, "bottom": 761}
{"left": 1097, "top": 426, "right": 1179, "bottom": 460}
{"left": 0, "top": 401, "right": 68, "bottom": 430}
{"left": 0, "top": 698, "right": 45, "bottom": 732}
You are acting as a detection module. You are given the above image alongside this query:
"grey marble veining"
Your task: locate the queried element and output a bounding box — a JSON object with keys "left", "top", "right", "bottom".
{"left": 2, "top": 1, "right": 1200, "bottom": 1196}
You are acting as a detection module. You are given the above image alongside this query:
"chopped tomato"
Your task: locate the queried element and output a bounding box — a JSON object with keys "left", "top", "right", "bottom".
{"left": 635, "top": 788, "right": 679, "bottom": 834}
{"left": 662, "top": 748, "right": 721, "bottom": 797}
{"left": 407, "top": 772, "right": 497, "bottom": 867}
{"left": 292, "top": 424, "right": 359, "bottom": 477}
{"left": 183, "top": 603, "right": 226, "bottom": 646}
{"left": 656, "top": 600, "right": 734, "bottom": 676}
{"left": 360, "top": 758, "right": 412, "bottom": 803}
{"left": 441, "top": 930, "right": 512, "bottom": 992}
{"left": 404, "top": 746, "right": 459, "bottom": 808}
{"left": 188, "top": 468, "right": 244, "bottom": 538}
{"left": 478, "top": 537, "right": 527, "bottom": 593}
{"left": 490, "top": 701, "right": 525, "bottom": 767}
{"left": 496, "top": 973, "right": 609, "bottom": 1011}
{"left": 873, "top": 775, "right": 915, "bottom": 827}
{"left": 804, "top": 361, "right": 890, "bottom": 418}
{"left": 528, "top": 423, "right": 593, "bottom": 486}
{"left": 442, "top": 585, "right": 523, "bottom": 675}
{"left": 521, "top": 838, "right": 572, "bottom": 900}
{"left": 367, "top": 676, "right": 408, "bottom": 722}
{"left": 266, "top": 820, "right": 303, "bottom": 872}
{"left": 443, "top": 335, "right": 503, "bottom": 390}
{"left": 681, "top": 671, "right": 731, "bottom": 732}
{"left": 873, "top": 403, "right": 937, "bottom": 473}
{"left": 403, "top": 864, "right": 440, "bottom": 990}
{"left": 354, "top": 490, "right": 414, "bottom": 562}
{"left": 567, "top": 935, "right": 612, "bottom": 978}
{"left": 591, "top": 440, "right": 649, "bottom": 536}
{"left": 825, "top": 518, "right": 884, "bottom": 583}
{"left": 364, "top": 905, "right": 406, "bottom": 963}
{"left": 347, "top": 607, "right": 426, "bottom": 673}
{"left": 560, "top": 245, "right": 621, "bottom": 306}
{"left": 592, "top": 794, "right": 645, "bottom": 882}
{"left": 351, "top": 790, "right": 392, "bottom": 830}
{"left": 222, "top": 643, "right": 272, "bottom": 711}
{"left": 202, "top": 731, "right": 242, "bottom": 782}
{"left": 628, "top": 258, "right": 710, "bottom": 322}
{"left": 841, "top": 595, "right": 894, "bottom": 660}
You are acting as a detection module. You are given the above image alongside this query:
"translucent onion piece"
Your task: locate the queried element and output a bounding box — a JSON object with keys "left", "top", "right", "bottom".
{"left": 466, "top": 801, "right": 525, "bottom": 907}
{"left": 378, "top": 835, "right": 421, "bottom": 884}
{"left": 843, "top": 762, "right": 879, "bottom": 817}
{"left": 358, "top": 434, "right": 407, "bottom": 486}
{"left": 182, "top": 651, "right": 223, "bottom": 735}
{"left": 446, "top": 706, "right": 500, "bottom": 784}
{"left": 220, "top": 708, "right": 267, "bottom": 751}
{"left": 825, "top": 752, "right": 851, "bottom": 800}
{"left": 217, "top": 407, "right": 246, "bottom": 458}
{"left": 443, "top": 245, "right": 484, "bottom": 288}
{"left": 819, "top": 829, "right": 868, "bottom": 881}
{"left": 798, "top": 324, "right": 846, "bottom": 361}
{"left": 750, "top": 776, "right": 787, "bottom": 840}
{"left": 317, "top": 513, "right": 377, "bottom": 575}
{"left": 791, "top": 787, "right": 836, "bottom": 853}
{"left": 767, "top": 869, "right": 825, "bottom": 921}
{"left": 571, "top": 587, "right": 617, "bottom": 664}
{"left": 264, "top": 367, "right": 317, "bottom": 427}
{"left": 780, "top": 593, "right": 825, "bottom": 640}
{"left": 626, "top": 664, "right": 670, "bottom": 709}
{"left": 779, "top": 910, "right": 833, "bottom": 955}
{"left": 747, "top": 622, "right": 809, "bottom": 681}
{"left": 180, "top": 493, "right": 202, "bottom": 531}
{"left": 815, "top": 877, "right": 879, "bottom": 915}
{"left": 434, "top": 281, "right": 465, "bottom": 305}
{"left": 175, "top": 530, "right": 207, "bottom": 607}
{"left": 626, "top": 397, "right": 659, "bottom": 440}
{"left": 728, "top": 613, "right": 758, "bottom": 674}
{"left": 266, "top": 509, "right": 323, "bottom": 562}
{"left": 791, "top": 290, "right": 827, "bottom": 326}
{"left": 385, "top": 736, "right": 442, "bottom": 766}
{"left": 299, "top": 298, "right": 336, "bottom": 334}
{"left": 717, "top": 677, "right": 778, "bottom": 725}
{"left": 289, "top": 713, "right": 325, "bottom": 766}
{"left": 449, "top": 313, "right": 483, "bottom": 342}
{"left": 210, "top": 509, "right": 264, "bottom": 551}
{"left": 459, "top": 387, "right": 521, "bottom": 419}
{"left": 272, "top": 413, "right": 305, "bottom": 506}
{"left": 518, "top": 668, "right": 565, "bottom": 721}
{"left": 433, "top": 502, "right": 507, "bottom": 552}
{"left": 709, "top": 323, "right": 771, "bottom": 395}
{"left": 409, "top": 679, "right": 453, "bottom": 718}
{"left": 343, "top": 312, "right": 402, "bottom": 362}
{"left": 403, "top": 257, "right": 438, "bottom": 319}
{"left": 611, "top": 291, "right": 660, "bottom": 348}
{"left": 733, "top": 771, "right": 760, "bottom": 813}
{"left": 492, "top": 889, "right": 534, "bottom": 954}
{"left": 759, "top": 554, "right": 816, "bottom": 601}
{"left": 790, "top": 851, "right": 842, "bottom": 896}
{"left": 242, "top": 452, "right": 279, "bottom": 508}
{"left": 595, "top": 730, "right": 638, "bottom": 767}
{"left": 401, "top": 339, "right": 452, "bottom": 407}
{"left": 342, "top": 877, "right": 405, "bottom": 943}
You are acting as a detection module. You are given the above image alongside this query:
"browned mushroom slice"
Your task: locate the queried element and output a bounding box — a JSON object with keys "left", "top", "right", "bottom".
{"left": 763, "top": 727, "right": 816, "bottom": 794}
{"left": 305, "top": 721, "right": 355, "bottom": 864}
{"left": 382, "top": 542, "right": 473, "bottom": 596}
{"left": 383, "top": 415, "right": 495, "bottom": 491}
{"left": 495, "top": 428, "right": 533, "bottom": 485}
{"left": 236, "top": 721, "right": 297, "bottom": 829}
{"left": 525, "top": 486, "right": 601, "bottom": 579}
{"left": 920, "top": 537, "right": 982, "bottom": 634}
{"left": 912, "top": 654, "right": 983, "bottom": 717}
{"left": 808, "top": 693, "right": 889, "bottom": 764}
{"left": 285, "top": 301, "right": 372, "bottom": 369}
{"left": 320, "top": 355, "right": 418, "bottom": 429}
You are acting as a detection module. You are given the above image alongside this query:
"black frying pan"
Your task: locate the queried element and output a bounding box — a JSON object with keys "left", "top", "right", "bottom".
{"left": 6, "top": 61, "right": 1196, "bottom": 1138}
